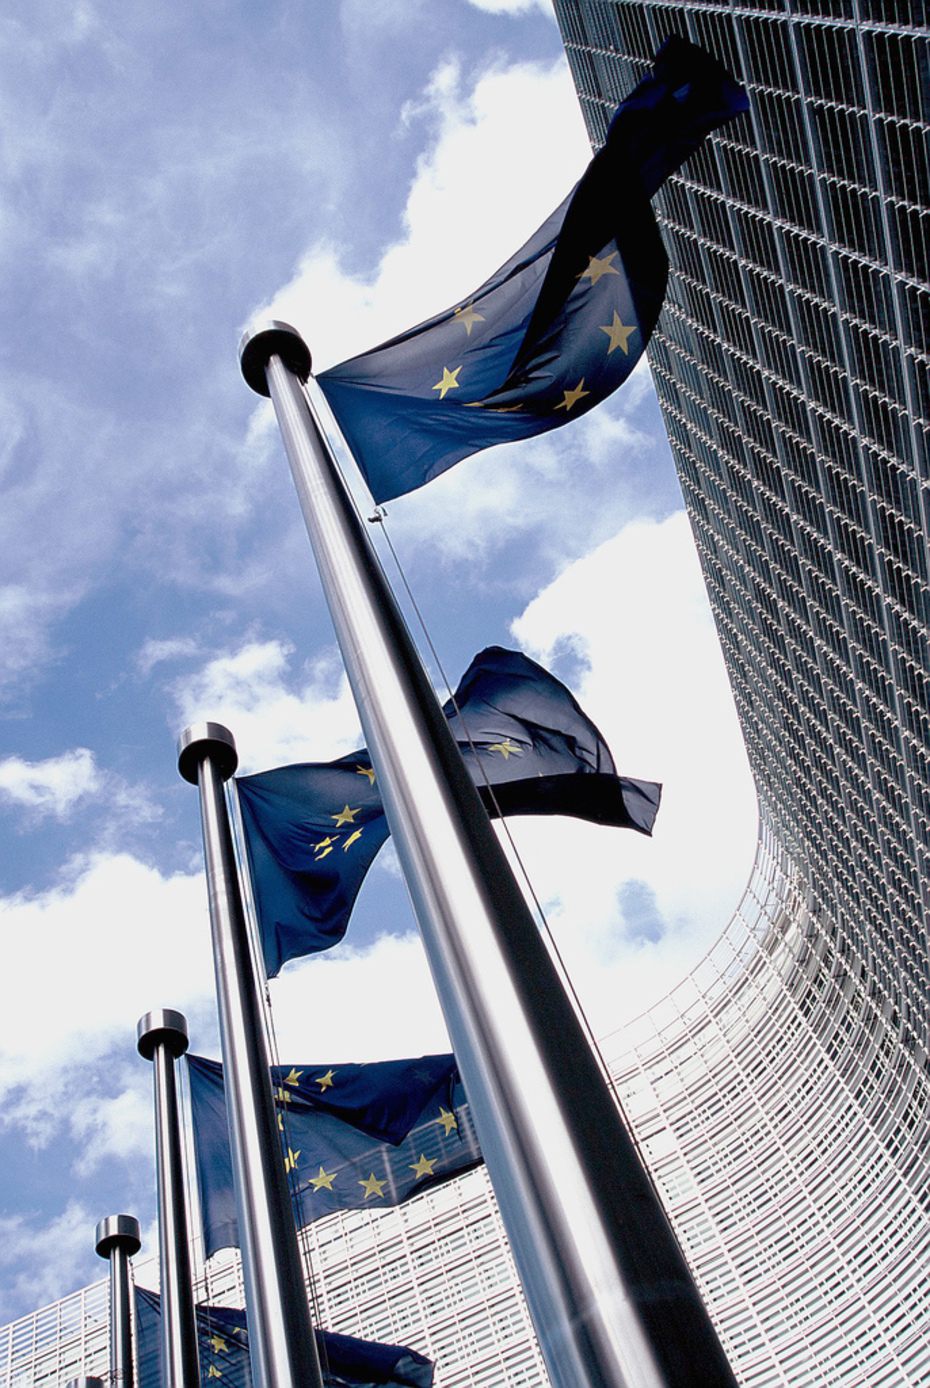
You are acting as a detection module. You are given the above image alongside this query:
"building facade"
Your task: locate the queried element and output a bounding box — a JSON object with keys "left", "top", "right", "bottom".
{"left": 553, "top": 2, "right": 930, "bottom": 1385}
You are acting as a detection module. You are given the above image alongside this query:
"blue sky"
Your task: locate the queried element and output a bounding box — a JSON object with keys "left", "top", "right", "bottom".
{"left": 0, "top": 0, "right": 757, "bottom": 1323}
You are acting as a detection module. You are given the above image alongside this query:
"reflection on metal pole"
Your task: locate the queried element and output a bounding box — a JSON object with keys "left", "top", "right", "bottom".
{"left": 95, "top": 1215, "right": 141, "bottom": 1388}
{"left": 137, "top": 1009, "right": 201, "bottom": 1388}
{"left": 178, "top": 722, "right": 324, "bottom": 1388}
{"left": 238, "top": 321, "right": 738, "bottom": 1388}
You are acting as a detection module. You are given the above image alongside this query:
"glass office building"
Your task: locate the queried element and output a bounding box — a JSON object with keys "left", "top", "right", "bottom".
{"left": 552, "top": 2, "right": 930, "bottom": 1384}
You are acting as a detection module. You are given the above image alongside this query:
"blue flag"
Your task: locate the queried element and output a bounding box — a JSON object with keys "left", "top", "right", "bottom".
{"left": 317, "top": 36, "right": 747, "bottom": 502}
{"left": 237, "top": 647, "right": 661, "bottom": 977}
{"left": 187, "top": 1053, "right": 481, "bottom": 1259}
{"left": 135, "top": 1286, "right": 434, "bottom": 1388}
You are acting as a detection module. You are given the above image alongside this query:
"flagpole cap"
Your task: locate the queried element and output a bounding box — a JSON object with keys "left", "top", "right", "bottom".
{"left": 177, "top": 722, "right": 238, "bottom": 784}
{"left": 137, "top": 1008, "right": 189, "bottom": 1061}
{"left": 239, "top": 320, "right": 312, "bottom": 397}
{"left": 94, "top": 1215, "right": 141, "bottom": 1260}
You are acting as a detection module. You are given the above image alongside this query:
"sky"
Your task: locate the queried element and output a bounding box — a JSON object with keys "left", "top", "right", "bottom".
{"left": 0, "top": 0, "right": 757, "bottom": 1324}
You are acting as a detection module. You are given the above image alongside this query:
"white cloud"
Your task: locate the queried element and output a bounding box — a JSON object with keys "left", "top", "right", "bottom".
{"left": 0, "top": 853, "right": 214, "bottom": 1101}
{"left": 0, "top": 1201, "right": 99, "bottom": 1323}
{"left": 169, "top": 638, "right": 362, "bottom": 774}
{"left": 464, "top": 0, "right": 551, "bottom": 12}
{"left": 252, "top": 58, "right": 589, "bottom": 371}
{"left": 136, "top": 636, "right": 200, "bottom": 677}
{"left": 0, "top": 748, "right": 101, "bottom": 818}
{"left": 493, "top": 511, "right": 760, "bottom": 1035}
{"left": 268, "top": 932, "right": 450, "bottom": 1062}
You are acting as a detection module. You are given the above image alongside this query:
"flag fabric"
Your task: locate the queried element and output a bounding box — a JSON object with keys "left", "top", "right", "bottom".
{"left": 135, "top": 1286, "right": 434, "bottom": 1388}
{"left": 317, "top": 36, "right": 747, "bottom": 503}
{"left": 187, "top": 1053, "right": 481, "bottom": 1259}
{"left": 236, "top": 751, "right": 389, "bottom": 976}
{"left": 441, "top": 646, "right": 660, "bottom": 834}
{"left": 238, "top": 647, "right": 661, "bottom": 976}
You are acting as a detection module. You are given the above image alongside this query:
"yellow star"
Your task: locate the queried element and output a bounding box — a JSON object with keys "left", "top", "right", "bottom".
{"left": 210, "top": 1336, "right": 228, "bottom": 1354}
{"left": 580, "top": 251, "right": 619, "bottom": 285}
{"left": 332, "top": 805, "right": 358, "bottom": 827}
{"left": 556, "top": 380, "right": 589, "bottom": 412}
{"left": 310, "top": 1164, "right": 336, "bottom": 1191}
{"left": 437, "top": 1107, "right": 458, "bottom": 1136}
{"left": 600, "top": 311, "right": 637, "bottom": 355}
{"left": 313, "top": 837, "right": 334, "bottom": 860}
{"left": 453, "top": 302, "right": 485, "bottom": 336}
{"left": 487, "top": 738, "right": 521, "bottom": 759}
{"left": 283, "top": 1068, "right": 302, "bottom": 1086}
{"left": 207, "top": 1367, "right": 222, "bottom": 1379}
{"left": 359, "top": 1172, "right": 387, "bottom": 1199}
{"left": 411, "top": 1153, "right": 437, "bottom": 1180}
{"left": 432, "top": 365, "right": 462, "bottom": 399}
{"left": 274, "top": 1086, "right": 293, "bottom": 1104}
{"left": 342, "top": 828, "right": 363, "bottom": 851}
{"left": 355, "top": 764, "right": 376, "bottom": 785}
{"left": 277, "top": 1112, "right": 284, "bottom": 1131}
{"left": 316, "top": 1069, "right": 336, "bottom": 1091}
{"left": 284, "top": 1147, "right": 300, "bottom": 1173}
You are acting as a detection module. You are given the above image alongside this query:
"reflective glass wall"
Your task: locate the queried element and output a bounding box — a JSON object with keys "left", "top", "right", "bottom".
{"left": 554, "top": 3, "right": 930, "bottom": 1383}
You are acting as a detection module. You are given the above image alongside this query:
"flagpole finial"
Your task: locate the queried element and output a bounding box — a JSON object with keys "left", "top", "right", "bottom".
{"left": 177, "top": 722, "right": 238, "bottom": 785}
{"left": 94, "top": 1214, "right": 141, "bottom": 1260}
{"left": 240, "top": 320, "right": 312, "bottom": 397}
{"left": 137, "top": 1008, "right": 189, "bottom": 1061}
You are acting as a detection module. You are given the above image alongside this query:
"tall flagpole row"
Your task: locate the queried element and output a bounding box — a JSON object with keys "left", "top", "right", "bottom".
{"left": 239, "top": 321, "right": 738, "bottom": 1388}
{"left": 177, "top": 723, "right": 324, "bottom": 1388}
{"left": 137, "top": 1010, "right": 201, "bottom": 1388}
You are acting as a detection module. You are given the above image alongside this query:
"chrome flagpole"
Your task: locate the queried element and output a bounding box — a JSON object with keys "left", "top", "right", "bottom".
{"left": 239, "top": 322, "right": 737, "bottom": 1388}
{"left": 136, "top": 1010, "right": 201, "bottom": 1388}
{"left": 177, "top": 723, "right": 324, "bottom": 1388}
{"left": 95, "top": 1216, "right": 141, "bottom": 1388}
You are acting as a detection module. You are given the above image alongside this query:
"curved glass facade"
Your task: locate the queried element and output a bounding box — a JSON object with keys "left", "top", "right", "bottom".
{"left": 554, "top": 2, "right": 930, "bottom": 1383}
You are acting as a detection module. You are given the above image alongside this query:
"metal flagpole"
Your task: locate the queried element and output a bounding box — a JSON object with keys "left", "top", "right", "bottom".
{"left": 177, "top": 722, "right": 324, "bottom": 1388}
{"left": 95, "top": 1216, "right": 141, "bottom": 1388}
{"left": 239, "top": 321, "right": 738, "bottom": 1388}
{"left": 136, "top": 1009, "right": 201, "bottom": 1388}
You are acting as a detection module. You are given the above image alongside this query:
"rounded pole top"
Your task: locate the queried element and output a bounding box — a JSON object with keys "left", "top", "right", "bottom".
{"left": 239, "top": 320, "right": 312, "bottom": 397}
{"left": 177, "top": 722, "right": 238, "bottom": 784}
{"left": 95, "top": 1215, "right": 141, "bottom": 1260}
{"left": 137, "top": 1008, "right": 189, "bottom": 1061}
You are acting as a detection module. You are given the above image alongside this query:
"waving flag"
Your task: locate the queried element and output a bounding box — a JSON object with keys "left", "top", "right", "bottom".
{"left": 187, "top": 1053, "right": 481, "bottom": 1258}
{"left": 135, "top": 1286, "right": 434, "bottom": 1388}
{"left": 318, "top": 36, "right": 747, "bottom": 502}
{"left": 237, "top": 647, "right": 661, "bottom": 976}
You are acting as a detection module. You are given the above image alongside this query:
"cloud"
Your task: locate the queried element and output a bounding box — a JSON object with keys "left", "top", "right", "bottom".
{"left": 267, "top": 932, "right": 450, "bottom": 1062}
{"left": 0, "top": 1201, "right": 98, "bottom": 1325}
{"left": 0, "top": 748, "right": 101, "bottom": 819}
{"left": 169, "top": 638, "right": 362, "bottom": 773}
{"left": 0, "top": 852, "right": 214, "bottom": 1101}
{"left": 254, "top": 57, "right": 589, "bottom": 370}
{"left": 493, "top": 510, "right": 759, "bottom": 1035}
{"left": 136, "top": 637, "right": 200, "bottom": 677}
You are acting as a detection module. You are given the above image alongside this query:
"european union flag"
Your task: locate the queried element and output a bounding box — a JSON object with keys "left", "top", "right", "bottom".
{"left": 237, "top": 752, "right": 389, "bottom": 976}
{"left": 135, "top": 1286, "right": 434, "bottom": 1388}
{"left": 237, "top": 647, "right": 660, "bottom": 977}
{"left": 318, "top": 36, "right": 747, "bottom": 502}
{"left": 187, "top": 1053, "right": 481, "bottom": 1259}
